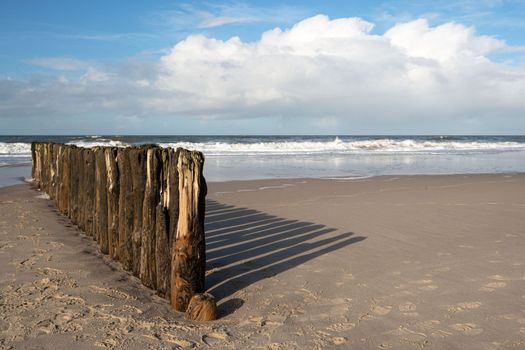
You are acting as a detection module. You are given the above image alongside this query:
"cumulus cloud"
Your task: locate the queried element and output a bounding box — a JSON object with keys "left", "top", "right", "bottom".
{"left": 3, "top": 15, "right": 525, "bottom": 133}
{"left": 154, "top": 15, "right": 525, "bottom": 128}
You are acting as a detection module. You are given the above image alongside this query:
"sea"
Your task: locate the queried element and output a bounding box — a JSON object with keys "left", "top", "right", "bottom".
{"left": 1, "top": 135, "right": 525, "bottom": 187}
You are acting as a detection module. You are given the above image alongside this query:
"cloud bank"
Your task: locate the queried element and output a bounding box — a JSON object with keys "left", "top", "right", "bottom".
{"left": 2, "top": 15, "right": 525, "bottom": 133}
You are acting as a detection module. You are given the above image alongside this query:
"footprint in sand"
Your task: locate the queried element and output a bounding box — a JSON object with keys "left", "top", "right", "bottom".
{"left": 447, "top": 302, "right": 482, "bottom": 314}
{"left": 47, "top": 241, "right": 64, "bottom": 248}
{"left": 399, "top": 302, "right": 416, "bottom": 312}
{"left": 500, "top": 314, "right": 520, "bottom": 320}
{"left": 94, "top": 339, "right": 119, "bottom": 348}
{"left": 326, "top": 322, "right": 355, "bottom": 332}
{"left": 416, "top": 320, "right": 440, "bottom": 331}
{"left": 415, "top": 279, "right": 433, "bottom": 284}
{"left": 488, "top": 275, "right": 507, "bottom": 281}
{"left": 412, "top": 279, "right": 439, "bottom": 291}
{"left": 450, "top": 323, "right": 483, "bottom": 336}
{"left": 156, "top": 333, "right": 195, "bottom": 348}
{"left": 384, "top": 326, "right": 428, "bottom": 344}
{"left": 398, "top": 302, "right": 418, "bottom": 316}
{"left": 430, "top": 329, "right": 453, "bottom": 338}
{"left": 371, "top": 305, "right": 392, "bottom": 316}
{"left": 331, "top": 337, "right": 347, "bottom": 345}
{"left": 419, "top": 285, "right": 438, "bottom": 291}
{"left": 202, "top": 330, "right": 230, "bottom": 346}
{"left": 89, "top": 285, "right": 137, "bottom": 300}
{"left": 53, "top": 310, "right": 83, "bottom": 332}
{"left": 265, "top": 342, "right": 298, "bottom": 350}
{"left": 479, "top": 282, "right": 507, "bottom": 292}
{"left": 35, "top": 319, "right": 57, "bottom": 336}
{"left": 0, "top": 242, "right": 14, "bottom": 251}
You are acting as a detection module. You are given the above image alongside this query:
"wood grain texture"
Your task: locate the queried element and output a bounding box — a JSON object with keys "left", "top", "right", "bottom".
{"left": 171, "top": 149, "right": 207, "bottom": 312}
{"left": 105, "top": 148, "right": 120, "bottom": 260}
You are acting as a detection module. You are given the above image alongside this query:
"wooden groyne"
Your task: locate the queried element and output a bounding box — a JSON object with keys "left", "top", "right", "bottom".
{"left": 31, "top": 142, "right": 215, "bottom": 319}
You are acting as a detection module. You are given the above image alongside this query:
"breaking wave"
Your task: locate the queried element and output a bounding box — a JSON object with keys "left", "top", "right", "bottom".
{"left": 2, "top": 137, "right": 525, "bottom": 158}
{"left": 159, "top": 137, "right": 525, "bottom": 156}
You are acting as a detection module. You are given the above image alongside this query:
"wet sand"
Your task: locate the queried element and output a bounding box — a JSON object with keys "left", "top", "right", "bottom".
{"left": 0, "top": 174, "right": 524, "bottom": 349}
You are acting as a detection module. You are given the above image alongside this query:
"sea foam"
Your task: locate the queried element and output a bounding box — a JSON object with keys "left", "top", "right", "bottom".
{"left": 159, "top": 138, "right": 525, "bottom": 156}
{"left": 2, "top": 138, "right": 525, "bottom": 157}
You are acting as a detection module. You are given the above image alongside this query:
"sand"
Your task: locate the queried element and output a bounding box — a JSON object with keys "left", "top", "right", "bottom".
{"left": 0, "top": 174, "right": 524, "bottom": 349}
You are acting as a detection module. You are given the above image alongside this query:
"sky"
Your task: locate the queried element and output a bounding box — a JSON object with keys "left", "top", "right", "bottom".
{"left": 1, "top": 0, "right": 525, "bottom": 135}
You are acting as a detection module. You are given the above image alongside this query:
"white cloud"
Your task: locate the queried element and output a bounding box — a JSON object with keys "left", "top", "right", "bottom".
{"left": 384, "top": 19, "right": 504, "bottom": 62}
{"left": 4, "top": 15, "right": 525, "bottom": 133}
{"left": 153, "top": 15, "right": 525, "bottom": 127}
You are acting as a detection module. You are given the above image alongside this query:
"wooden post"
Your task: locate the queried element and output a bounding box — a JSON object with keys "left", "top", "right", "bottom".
{"left": 129, "top": 147, "right": 146, "bottom": 276}
{"left": 58, "top": 145, "right": 70, "bottom": 214}
{"left": 94, "top": 147, "right": 109, "bottom": 254}
{"left": 140, "top": 146, "right": 160, "bottom": 289}
{"left": 84, "top": 148, "right": 96, "bottom": 238}
{"left": 73, "top": 146, "right": 82, "bottom": 226}
{"left": 171, "top": 149, "right": 207, "bottom": 312}
{"left": 105, "top": 148, "right": 120, "bottom": 260}
{"left": 117, "top": 148, "right": 133, "bottom": 270}
{"left": 155, "top": 148, "right": 171, "bottom": 298}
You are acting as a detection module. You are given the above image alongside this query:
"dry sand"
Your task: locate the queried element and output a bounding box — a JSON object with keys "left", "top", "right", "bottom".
{"left": 0, "top": 174, "right": 524, "bottom": 349}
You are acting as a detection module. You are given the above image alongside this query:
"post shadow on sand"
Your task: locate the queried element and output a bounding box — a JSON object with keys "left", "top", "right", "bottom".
{"left": 204, "top": 199, "right": 366, "bottom": 317}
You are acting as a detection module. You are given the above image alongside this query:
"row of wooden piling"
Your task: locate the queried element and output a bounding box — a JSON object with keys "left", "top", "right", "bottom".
{"left": 31, "top": 142, "right": 209, "bottom": 316}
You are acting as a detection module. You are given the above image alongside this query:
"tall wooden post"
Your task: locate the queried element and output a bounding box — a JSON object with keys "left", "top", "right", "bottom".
{"left": 117, "top": 148, "right": 133, "bottom": 270}
{"left": 94, "top": 147, "right": 109, "bottom": 254}
{"left": 141, "top": 146, "right": 160, "bottom": 289}
{"left": 129, "top": 147, "right": 146, "bottom": 276}
{"left": 171, "top": 149, "right": 207, "bottom": 312}
{"left": 105, "top": 148, "right": 120, "bottom": 260}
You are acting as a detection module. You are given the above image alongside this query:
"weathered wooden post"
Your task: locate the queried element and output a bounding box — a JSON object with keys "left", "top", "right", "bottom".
{"left": 117, "top": 148, "right": 133, "bottom": 270}
{"left": 171, "top": 149, "right": 207, "bottom": 312}
{"left": 94, "top": 147, "right": 109, "bottom": 253}
{"left": 83, "top": 148, "right": 96, "bottom": 237}
{"left": 154, "top": 148, "right": 172, "bottom": 298}
{"left": 105, "top": 147, "right": 120, "bottom": 260}
{"left": 141, "top": 146, "right": 160, "bottom": 289}
{"left": 129, "top": 147, "right": 146, "bottom": 276}
{"left": 58, "top": 145, "right": 70, "bottom": 214}
{"left": 69, "top": 146, "right": 81, "bottom": 225}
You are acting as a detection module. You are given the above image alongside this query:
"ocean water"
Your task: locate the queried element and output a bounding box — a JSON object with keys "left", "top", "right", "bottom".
{"left": 1, "top": 135, "right": 525, "bottom": 185}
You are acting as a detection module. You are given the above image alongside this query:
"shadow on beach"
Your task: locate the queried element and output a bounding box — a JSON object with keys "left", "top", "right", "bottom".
{"left": 204, "top": 199, "right": 366, "bottom": 316}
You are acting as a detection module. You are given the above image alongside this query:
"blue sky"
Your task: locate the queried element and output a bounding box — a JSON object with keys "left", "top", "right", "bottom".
{"left": 1, "top": 1, "right": 525, "bottom": 134}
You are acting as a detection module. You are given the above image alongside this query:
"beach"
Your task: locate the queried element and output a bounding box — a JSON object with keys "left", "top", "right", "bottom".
{"left": 1, "top": 174, "right": 524, "bottom": 349}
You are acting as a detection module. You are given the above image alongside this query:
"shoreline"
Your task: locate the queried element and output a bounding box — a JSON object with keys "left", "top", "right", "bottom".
{"left": 0, "top": 174, "right": 524, "bottom": 348}
{"left": 1, "top": 171, "right": 525, "bottom": 189}
{"left": 2, "top": 171, "right": 525, "bottom": 189}
{"left": 206, "top": 171, "right": 525, "bottom": 183}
